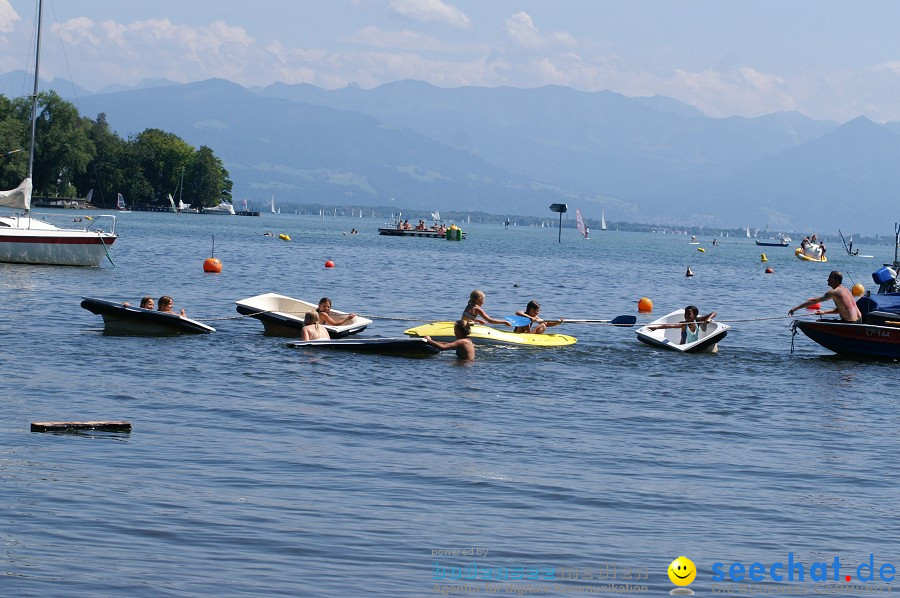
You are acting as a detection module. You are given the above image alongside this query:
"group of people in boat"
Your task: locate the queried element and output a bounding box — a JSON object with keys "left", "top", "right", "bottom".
{"left": 395, "top": 219, "right": 447, "bottom": 234}
{"left": 300, "top": 297, "right": 360, "bottom": 342}
{"left": 125, "top": 295, "right": 186, "bottom": 317}
{"left": 800, "top": 234, "right": 826, "bottom": 256}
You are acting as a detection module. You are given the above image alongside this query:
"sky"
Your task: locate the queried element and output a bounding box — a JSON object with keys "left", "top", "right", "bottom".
{"left": 2, "top": 0, "right": 900, "bottom": 123}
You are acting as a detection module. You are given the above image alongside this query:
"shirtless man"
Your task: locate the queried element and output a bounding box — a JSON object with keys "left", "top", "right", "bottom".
{"left": 789, "top": 271, "right": 861, "bottom": 322}
{"left": 424, "top": 320, "right": 475, "bottom": 361}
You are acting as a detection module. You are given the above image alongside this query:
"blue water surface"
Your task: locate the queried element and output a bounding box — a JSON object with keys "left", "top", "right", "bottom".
{"left": 2, "top": 212, "right": 898, "bottom": 597}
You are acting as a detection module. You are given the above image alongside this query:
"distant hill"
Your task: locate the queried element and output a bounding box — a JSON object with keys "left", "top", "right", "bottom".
{"left": 8, "top": 72, "right": 898, "bottom": 232}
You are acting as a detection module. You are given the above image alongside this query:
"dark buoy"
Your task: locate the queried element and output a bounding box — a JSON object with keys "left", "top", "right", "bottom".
{"left": 765, "top": 267, "right": 774, "bottom": 274}
{"left": 685, "top": 267, "right": 694, "bottom": 277}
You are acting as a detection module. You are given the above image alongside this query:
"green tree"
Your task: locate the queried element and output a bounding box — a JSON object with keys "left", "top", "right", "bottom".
{"left": 0, "top": 95, "right": 28, "bottom": 188}
{"left": 130, "top": 128, "right": 194, "bottom": 205}
{"left": 75, "top": 112, "right": 132, "bottom": 208}
{"left": 188, "top": 145, "right": 232, "bottom": 208}
{"left": 31, "top": 91, "right": 94, "bottom": 196}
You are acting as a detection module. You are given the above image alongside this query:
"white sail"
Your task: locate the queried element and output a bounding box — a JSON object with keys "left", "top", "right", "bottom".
{"left": 270, "top": 195, "right": 276, "bottom": 213}
{"left": 600, "top": 209, "right": 607, "bottom": 231}
{"left": 575, "top": 208, "right": 587, "bottom": 238}
{"left": 0, "top": 177, "right": 32, "bottom": 210}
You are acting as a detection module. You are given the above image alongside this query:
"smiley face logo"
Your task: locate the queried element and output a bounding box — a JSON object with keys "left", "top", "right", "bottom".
{"left": 668, "top": 556, "right": 697, "bottom": 586}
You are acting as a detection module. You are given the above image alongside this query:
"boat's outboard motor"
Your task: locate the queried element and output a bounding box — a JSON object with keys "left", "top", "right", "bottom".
{"left": 874, "top": 266, "right": 900, "bottom": 293}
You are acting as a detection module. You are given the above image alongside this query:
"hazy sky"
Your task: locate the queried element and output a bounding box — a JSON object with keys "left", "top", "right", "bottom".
{"left": 2, "top": 0, "right": 900, "bottom": 123}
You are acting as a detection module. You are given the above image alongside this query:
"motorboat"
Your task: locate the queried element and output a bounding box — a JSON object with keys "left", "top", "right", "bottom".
{"left": 0, "top": 0, "right": 118, "bottom": 267}
{"left": 81, "top": 297, "right": 215, "bottom": 335}
{"left": 287, "top": 337, "right": 440, "bottom": 357}
{"left": 635, "top": 310, "right": 729, "bottom": 353}
{"left": 201, "top": 202, "right": 236, "bottom": 215}
{"left": 791, "top": 319, "right": 900, "bottom": 359}
{"left": 235, "top": 293, "right": 371, "bottom": 337}
{"left": 404, "top": 321, "right": 576, "bottom": 347}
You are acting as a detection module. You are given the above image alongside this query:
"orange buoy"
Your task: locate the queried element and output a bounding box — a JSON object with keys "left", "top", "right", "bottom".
{"left": 806, "top": 299, "right": 821, "bottom": 310}
{"left": 203, "top": 257, "right": 222, "bottom": 273}
{"left": 638, "top": 297, "right": 653, "bottom": 313}
{"left": 324, "top": 260, "right": 335, "bottom": 268}
{"left": 852, "top": 283, "right": 865, "bottom": 297}
{"left": 765, "top": 267, "right": 774, "bottom": 273}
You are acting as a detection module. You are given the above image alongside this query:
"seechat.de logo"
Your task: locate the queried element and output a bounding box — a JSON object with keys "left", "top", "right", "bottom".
{"left": 711, "top": 553, "right": 896, "bottom": 583}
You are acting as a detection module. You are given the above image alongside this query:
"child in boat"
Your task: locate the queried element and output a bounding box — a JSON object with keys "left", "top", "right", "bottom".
{"left": 462, "top": 289, "right": 510, "bottom": 326}
{"left": 157, "top": 295, "right": 186, "bottom": 317}
{"left": 316, "top": 297, "right": 357, "bottom": 326}
{"left": 424, "top": 320, "right": 475, "bottom": 360}
{"left": 648, "top": 305, "right": 716, "bottom": 344}
{"left": 139, "top": 296, "right": 155, "bottom": 309}
{"left": 301, "top": 311, "right": 331, "bottom": 341}
{"left": 513, "top": 300, "right": 562, "bottom": 334}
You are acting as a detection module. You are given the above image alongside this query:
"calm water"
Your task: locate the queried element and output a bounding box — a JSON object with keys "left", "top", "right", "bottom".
{"left": 2, "top": 212, "right": 899, "bottom": 597}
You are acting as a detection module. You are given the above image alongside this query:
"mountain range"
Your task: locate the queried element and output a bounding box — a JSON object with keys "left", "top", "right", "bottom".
{"left": 3, "top": 70, "right": 899, "bottom": 234}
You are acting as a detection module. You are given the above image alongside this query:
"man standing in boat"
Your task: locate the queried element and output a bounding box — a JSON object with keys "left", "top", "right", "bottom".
{"left": 789, "top": 271, "right": 861, "bottom": 322}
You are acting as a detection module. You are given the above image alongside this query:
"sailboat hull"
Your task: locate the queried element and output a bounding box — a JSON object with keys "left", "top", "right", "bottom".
{"left": 0, "top": 220, "right": 117, "bottom": 266}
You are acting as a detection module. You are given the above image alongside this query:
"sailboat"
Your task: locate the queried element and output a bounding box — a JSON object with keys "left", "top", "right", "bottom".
{"left": 270, "top": 195, "right": 276, "bottom": 214}
{"left": 0, "top": 0, "right": 117, "bottom": 266}
{"left": 746, "top": 225, "right": 751, "bottom": 238}
{"left": 600, "top": 209, "right": 607, "bottom": 231}
{"left": 116, "top": 193, "right": 131, "bottom": 213}
{"left": 575, "top": 208, "right": 588, "bottom": 238}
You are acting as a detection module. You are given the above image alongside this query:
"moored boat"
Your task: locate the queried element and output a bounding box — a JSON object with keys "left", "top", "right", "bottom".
{"left": 404, "top": 321, "right": 576, "bottom": 347}
{"left": 201, "top": 202, "right": 236, "bottom": 215}
{"left": 81, "top": 297, "right": 215, "bottom": 335}
{"left": 791, "top": 319, "right": 900, "bottom": 359}
{"left": 635, "top": 310, "right": 729, "bottom": 353}
{"left": 235, "top": 293, "right": 371, "bottom": 337}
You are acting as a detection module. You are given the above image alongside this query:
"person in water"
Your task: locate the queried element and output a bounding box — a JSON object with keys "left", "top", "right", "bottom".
{"left": 789, "top": 270, "right": 861, "bottom": 322}
{"left": 513, "top": 300, "right": 562, "bottom": 334}
{"left": 424, "top": 320, "right": 475, "bottom": 360}
{"left": 462, "top": 289, "right": 510, "bottom": 326}
{"left": 316, "top": 297, "right": 357, "bottom": 326}
{"left": 140, "top": 296, "right": 155, "bottom": 309}
{"left": 301, "top": 311, "right": 331, "bottom": 341}
{"left": 157, "top": 295, "right": 185, "bottom": 317}
{"left": 648, "top": 305, "right": 717, "bottom": 344}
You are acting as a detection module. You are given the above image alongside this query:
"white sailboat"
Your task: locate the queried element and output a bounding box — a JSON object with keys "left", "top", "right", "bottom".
{"left": 746, "top": 225, "right": 751, "bottom": 238}
{"left": 0, "top": 0, "right": 117, "bottom": 266}
{"left": 600, "top": 209, "right": 607, "bottom": 231}
{"left": 270, "top": 195, "right": 276, "bottom": 214}
{"left": 575, "top": 208, "right": 588, "bottom": 238}
{"left": 116, "top": 193, "right": 130, "bottom": 213}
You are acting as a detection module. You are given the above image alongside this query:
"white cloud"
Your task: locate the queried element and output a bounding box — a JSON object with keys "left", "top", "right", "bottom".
{"left": 504, "top": 12, "right": 542, "bottom": 48}
{"left": 389, "top": 0, "right": 470, "bottom": 30}
{"left": 0, "top": 0, "right": 18, "bottom": 33}
{"left": 870, "top": 60, "right": 900, "bottom": 75}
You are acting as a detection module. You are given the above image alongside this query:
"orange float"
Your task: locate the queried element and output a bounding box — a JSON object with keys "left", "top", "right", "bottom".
{"left": 638, "top": 297, "right": 653, "bottom": 313}
{"left": 324, "top": 260, "right": 335, "bottom": 268}
{"left": 203, "top": 257, "right": 222, "bottom": 273}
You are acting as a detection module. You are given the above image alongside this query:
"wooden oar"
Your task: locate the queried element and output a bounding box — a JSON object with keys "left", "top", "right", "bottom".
{"left": 503, "top": 315, "right": 637, "bottom": 327}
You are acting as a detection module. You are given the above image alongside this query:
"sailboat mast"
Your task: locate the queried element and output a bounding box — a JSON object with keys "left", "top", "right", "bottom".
{"left": 27, "top": 0, "right": 43, "bottom": 183}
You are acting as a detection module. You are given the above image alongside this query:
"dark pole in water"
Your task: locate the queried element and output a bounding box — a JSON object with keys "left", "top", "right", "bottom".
{"left": 549, "top": 203, "right": 567, "bottom": 244}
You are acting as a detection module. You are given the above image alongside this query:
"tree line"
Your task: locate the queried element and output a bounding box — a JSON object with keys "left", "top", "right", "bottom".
{"left": 0, "top": 91, "right": 232, "bottom": 209}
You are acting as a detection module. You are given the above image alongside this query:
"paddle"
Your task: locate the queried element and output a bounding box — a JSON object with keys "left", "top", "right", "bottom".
{"left": 503, "top": 315, "right": 637, "bottom": 327}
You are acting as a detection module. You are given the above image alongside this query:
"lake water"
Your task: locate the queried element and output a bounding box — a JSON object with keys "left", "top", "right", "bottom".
{"left": 3, "top": 211, "right": 899, "bottom": 597}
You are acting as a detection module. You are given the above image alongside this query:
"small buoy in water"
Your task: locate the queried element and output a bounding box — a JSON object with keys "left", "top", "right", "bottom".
{"left": 203, "top": 257, "right": 222, "bottom": 273}
{"left": 765, "top": 267, "right": 774, "bottom": 274}
{"left": 324, "top": 260, "right": 335, "bottom": 268}
{"left": 761, "top": 253, "right": 767, "bottom": 262}
{"left": 638, "top": 297, "right": 653, "bottom": 313}
{"left": 279, "top": 233, "right": 290, "bottom": 241}
{"left": 697, "top": 247, "right": 705, "bottom": 252}
{"left": 685, "top": 267, "right": 694, "bottom": 277}
{"left": 806, "top": 299, "right": 821, "bottom": 310}
{"left": 852, "top": 283, "right": 865, "bottom": 297}
{"left": 513, "top": 283, "right": 519, "bottom": 287}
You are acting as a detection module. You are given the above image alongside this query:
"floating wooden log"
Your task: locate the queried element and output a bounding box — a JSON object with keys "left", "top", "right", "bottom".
{"left": 30, "top": 421, "right": 132, "bottom": 433}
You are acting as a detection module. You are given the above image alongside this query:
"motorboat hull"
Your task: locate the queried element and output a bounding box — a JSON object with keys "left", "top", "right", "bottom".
{"left": 235, "top": 293, "right": 371, "bottom": 338}
{"left": 793, "top": 319, "right": 900, "bottom": 358}
{"left": 287, "top": 337, "right": 440, "bottom": 356}
{"left": 81, "top": 297, "right": 215, "bottom": 335}
{"left": 404, "top": 321, "right": 576, "bottom": 347}
{"left": 636, "top": 309, "right": 730, "bottom": 353}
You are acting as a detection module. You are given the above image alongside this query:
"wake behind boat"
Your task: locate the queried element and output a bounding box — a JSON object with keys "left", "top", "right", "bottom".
{"left": 404, "top": 321, "right": 576, "bottom": 347}
{"left": 81, "top": 297, "right": 215, "bottom": 335}
{"left": 635, "top": 309, "right": 729, "bottom": 353}
{"left": 235, "top": 293, "right": 371, "bottom": 337}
